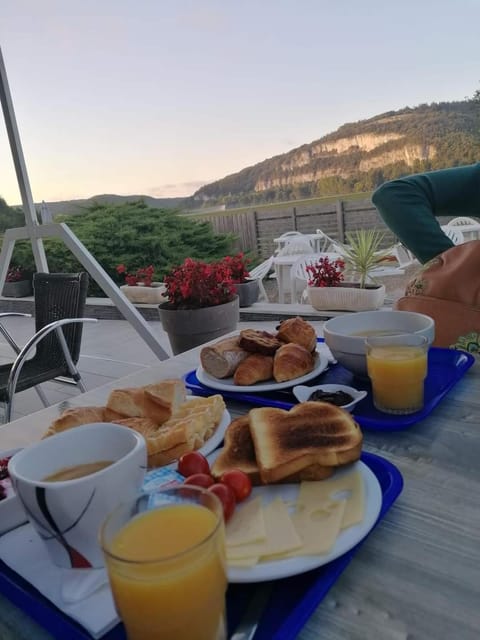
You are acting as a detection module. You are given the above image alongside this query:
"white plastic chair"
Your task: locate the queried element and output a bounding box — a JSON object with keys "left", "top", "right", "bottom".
{"left": 392, "top": 243, "right": 418, "bottom": 268}
{"left": 441, "top": 226, "right": 465, "bottom": 245}
{"left": 276, "top": 235, "right": 314, "bottom": 256}
{"left": 290, "top": 253, "right": 343, "bottom": 303}
{"left": 446, "top": 216, "right": 479, "bottom": 227}
{"left": 248, "top": 256, "right": 274, "bottom": 302}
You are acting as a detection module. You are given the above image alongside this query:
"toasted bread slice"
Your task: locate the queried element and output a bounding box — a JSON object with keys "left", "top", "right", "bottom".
{"left": 249, "top": 402, "right": 363, "bottom": 483}
{"left": 211, "top": 415, "right": 335, "bottom": 486}
{"left": 211, "top": 416, "right": 262, "bottom": 484}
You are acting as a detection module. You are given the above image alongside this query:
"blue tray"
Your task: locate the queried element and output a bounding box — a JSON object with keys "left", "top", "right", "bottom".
{"left": 184, "top": 345, "right": 475, "bottom": 431}
{"left": 0, "top": 453, "right": 403, "bottom": 640}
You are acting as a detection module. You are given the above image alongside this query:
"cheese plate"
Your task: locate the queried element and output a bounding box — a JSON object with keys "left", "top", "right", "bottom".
{"left": 207, "top": 451, "right": 382, "bottom": 583}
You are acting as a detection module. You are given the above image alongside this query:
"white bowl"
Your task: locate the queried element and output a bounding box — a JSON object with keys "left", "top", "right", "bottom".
{"left": 323, "top": 310, "right": 435, "bottom": 378}
{"left": 293, "top": 384, "right": 367, "bottom": 412}
{"left": 0, "top": 448, "right": 27, "bottom": 535}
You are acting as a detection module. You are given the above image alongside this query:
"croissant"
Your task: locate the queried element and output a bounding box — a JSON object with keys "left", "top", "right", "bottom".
{"left": 276, "top": 317, "right": 317, "bottom": 353}
{"left": 273, "top": 343, "right": 315, "bottom": 382}
{"left": 233, "top": 354, "right": 274, "bottom": 386}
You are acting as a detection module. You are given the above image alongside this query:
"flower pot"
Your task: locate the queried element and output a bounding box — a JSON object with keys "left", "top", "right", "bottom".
{"left": 2, "top": 279, "right": 33, "bottom": 298}
{"left": 120, "top": 282, "right": 167, "bottom": 304}
{"left": 158, "top": 296, "right": 240, "bottom": 355}
{"left": 307, "top": 283, "right": 386, "bottom": 312}
{"left": 234, "top": 279, "right": 259, "bottom": 307}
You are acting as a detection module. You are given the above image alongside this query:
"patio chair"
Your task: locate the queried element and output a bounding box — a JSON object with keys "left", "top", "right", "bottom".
{"left": 290, "top": 254, "right": 320, "bottom": 302}
{"left": 392, "top": 243, "right": 418, "bottom": 269}
{"left": 446, "top": 216, "right": 479, "bottom": 227}
{"left": 0, "top": 272, "right": 97, "bottom": 423}
{"left": 276, "top": 235, "right": 314, "bottom": 256}
{"left": 248, "top": 256, "right": 274, "bottom": 302}
{"left": 440, "top": 225, "right": 465, "bottom": 245}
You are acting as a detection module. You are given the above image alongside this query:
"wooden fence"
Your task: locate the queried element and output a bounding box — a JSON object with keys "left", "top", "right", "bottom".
{"left": 190, "top": 198, "right": 398, "bottom": 258}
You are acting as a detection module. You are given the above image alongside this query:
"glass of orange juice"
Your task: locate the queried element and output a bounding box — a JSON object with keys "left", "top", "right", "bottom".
{"left": 100, "top": 486, "right": 227, "bottom": 640}
{"left": 365, "top": 333, "right": 429, "bottom": 414}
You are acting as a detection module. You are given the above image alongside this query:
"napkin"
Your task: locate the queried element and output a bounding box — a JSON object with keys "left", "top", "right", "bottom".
{"left": 0, "top": 524, "right": 119, "bottom": 639}
{"left": 0, "top": 466, "right": 183, "bottom": 638}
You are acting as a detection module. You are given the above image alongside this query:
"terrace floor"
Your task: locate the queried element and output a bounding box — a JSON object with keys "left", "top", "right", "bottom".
{"left": 0, "top": 266, "right": 415, "bottom": 422}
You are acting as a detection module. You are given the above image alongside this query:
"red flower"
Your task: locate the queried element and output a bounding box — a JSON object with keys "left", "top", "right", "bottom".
{"left": 116, "top": 264, "right": 155, "bottom": 287}
{"left": 305, "top": 257, "right": 345, "bottom": 288}
{"left": 163, "top": 257, "right": 236, "bottom": 310}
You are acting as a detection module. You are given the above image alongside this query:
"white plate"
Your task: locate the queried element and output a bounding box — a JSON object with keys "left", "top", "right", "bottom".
{"left": 207, "top": 450, "right": 382, "bottom": 583}
{"left": 163, "top": 404, "right": 231, "bottom": 470}
{"left": 196, "top": 350, "right": 329, "bottom": 393}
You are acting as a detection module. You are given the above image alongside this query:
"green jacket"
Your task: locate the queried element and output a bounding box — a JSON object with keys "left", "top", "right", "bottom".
{"left": 372, "top": 163, "right": 480, "bottom": 263}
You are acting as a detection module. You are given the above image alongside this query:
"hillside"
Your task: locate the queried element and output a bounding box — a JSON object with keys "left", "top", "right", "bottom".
{"left": 38, "top": 194, "right": 186, "bottom": 218}
{"left": 190, "top": 100, "right": 480, "bottom": 208}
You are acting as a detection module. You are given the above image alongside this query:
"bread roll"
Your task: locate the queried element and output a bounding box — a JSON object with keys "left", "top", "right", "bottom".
{"left": 276, "top": 317, "right": 317, "bottom": 352}
{"left": 233, "top": 354, "right": 274, "bottom": 386}
{"left": 273, "top": 343, "right": 315, "bottom": 382}
{"left": 200, "top": 336, "right": 249, "bottom": 378}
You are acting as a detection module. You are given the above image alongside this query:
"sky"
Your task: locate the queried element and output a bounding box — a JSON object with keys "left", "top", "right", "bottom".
{"left": 0, "top": 0, "right": 479, "bottom": 206}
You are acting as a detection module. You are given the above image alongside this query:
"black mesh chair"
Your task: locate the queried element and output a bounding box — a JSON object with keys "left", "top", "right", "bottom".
{"left": 0, "top": 272, "right": 97, "bottom": 422}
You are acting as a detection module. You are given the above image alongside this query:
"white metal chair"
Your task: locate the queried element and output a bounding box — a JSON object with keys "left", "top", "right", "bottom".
{"left": 248, "top": 256, "right": 274, "bottom": 302}
{"left": 441, "top": 226, "right": 465, "bottom": 245}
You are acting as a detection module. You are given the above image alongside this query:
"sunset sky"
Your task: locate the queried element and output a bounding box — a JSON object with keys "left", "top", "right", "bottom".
{"left": 1, "top": 0, "right": 479, "bottom": 206}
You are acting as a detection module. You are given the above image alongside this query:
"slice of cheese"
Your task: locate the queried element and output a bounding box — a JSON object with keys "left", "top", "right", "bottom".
{"left": 226, "top": 555, "right": 260, "bottom": 567}
{"left": 226, "top": 497, "right": 266, "bottom": 547}
{"left": 296, "top": 470, "right": 364, "bottom": 529}
{"left": 227, "top": 498, "right": 302, "bottom": 559}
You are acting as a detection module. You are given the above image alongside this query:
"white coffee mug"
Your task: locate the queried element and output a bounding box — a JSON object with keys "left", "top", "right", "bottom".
{"left": 8, "top": 422, "right": 147, "bottom": 569}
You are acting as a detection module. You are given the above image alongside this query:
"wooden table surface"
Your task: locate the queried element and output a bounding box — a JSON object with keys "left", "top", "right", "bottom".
{"left": 0, "top": 337, "right": 479, "bottom": 640}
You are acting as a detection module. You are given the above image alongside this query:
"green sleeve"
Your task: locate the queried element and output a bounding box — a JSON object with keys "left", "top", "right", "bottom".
{"left": 372, "top": 163, "right": 480, "bottom": 263}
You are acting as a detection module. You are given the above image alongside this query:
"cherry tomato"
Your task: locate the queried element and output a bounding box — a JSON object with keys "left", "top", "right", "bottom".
{"left": 220, "top": 470, "right": 252, "bottom": 503}
{"left": 183, "top": 473, "right": 214, "bottom": 489}
{"left": 209, "top": 483, "right": 236, "bottom": 522}
{"left": 177, "top": 452, "right": 210, "bottom": 477}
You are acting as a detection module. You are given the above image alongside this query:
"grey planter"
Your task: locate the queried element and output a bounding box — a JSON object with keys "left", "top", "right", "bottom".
{"left": 158, "top": 296, "right": 240, "bottom": 355}
{"left": 234, "top": 279, "right": 259, "bottom": 307}
{"left": 2, "top": 279, "right": 33, "bottom": 298}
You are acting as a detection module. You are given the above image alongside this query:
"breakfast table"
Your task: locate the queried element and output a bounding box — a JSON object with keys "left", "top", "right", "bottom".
{"left": 0, "top": 329, "right": 479, "bottom": 640}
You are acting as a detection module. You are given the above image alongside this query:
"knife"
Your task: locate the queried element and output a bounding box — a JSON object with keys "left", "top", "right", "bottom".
{"left": 229, "top": 582, "right": 272, "bottom": 640}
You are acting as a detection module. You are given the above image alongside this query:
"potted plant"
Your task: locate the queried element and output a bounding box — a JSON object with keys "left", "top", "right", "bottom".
{"left": 158, "top": 257, "right": 240, "bottom": 354}
{"left": 221, "top": 253, "right": 259, "bottom": 307}
{"left": 116, "top": 264, "right": 166, "bottom": 304}
{"left": 2, "top": 266, "right": 33, "bottom": 298}
{"left": 306, "top": 229, "right": 387, "bottom": 311}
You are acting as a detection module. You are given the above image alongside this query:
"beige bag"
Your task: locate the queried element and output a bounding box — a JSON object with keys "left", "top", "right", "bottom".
{"left": 395, "top": 240, "right": 480, "bottom": 352}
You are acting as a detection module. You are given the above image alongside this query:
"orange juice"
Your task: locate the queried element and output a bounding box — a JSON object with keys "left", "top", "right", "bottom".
{"left": 105, "top": 503, "right": 226, "bottom": 640}
{"left": 367, "top": 345, "right": 427, "bottom": 413}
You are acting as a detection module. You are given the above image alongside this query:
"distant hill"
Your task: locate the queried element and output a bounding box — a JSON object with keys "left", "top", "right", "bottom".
{"left": 189, "top": 100, "right": 480, "bottom": 208}
{"left": 38, "top": 194, "right": 186, "bottom": 218}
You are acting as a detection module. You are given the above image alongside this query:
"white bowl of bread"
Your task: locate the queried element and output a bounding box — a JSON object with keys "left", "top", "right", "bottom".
{"left": 199, "top": 317, "right": 322, "bottom": 387}
{"left": 44, "top": 379, "right": 228, "bottom": 468}
{"left": 323, "top": 310, "right": 435, "bottom": 378}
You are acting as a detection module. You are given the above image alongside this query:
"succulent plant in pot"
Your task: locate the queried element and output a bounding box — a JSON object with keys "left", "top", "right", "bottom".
{"left": 340, "top": 228, "right": 391, "bottom": 289}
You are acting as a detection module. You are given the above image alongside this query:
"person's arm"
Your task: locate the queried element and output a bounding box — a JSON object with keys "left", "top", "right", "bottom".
{"left": 372, "top": 163, "right": 480, "bottom": 263}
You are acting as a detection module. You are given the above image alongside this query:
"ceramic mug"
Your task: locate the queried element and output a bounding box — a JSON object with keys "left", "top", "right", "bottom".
{"left": 8, "top": 422, "right": 147, "bottom": 569}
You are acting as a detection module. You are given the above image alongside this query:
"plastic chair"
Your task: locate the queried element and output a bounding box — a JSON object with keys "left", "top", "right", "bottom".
{"left": 446, "top": 216, "right": 479, "bottom": 227}
{"left": 276, "top": 235, "right": 315, "bottom": 256}
{"left": 0, "top": 272, "right": 97, "bottom": 422}
{"left": 248, "top": 256, "right": 274, "bottom": 302}
{"left": 441, "top": 226, "right": 465, "bottom": 245}
{"left": 392, "top": 243, "right": 418, "bottom": 268}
